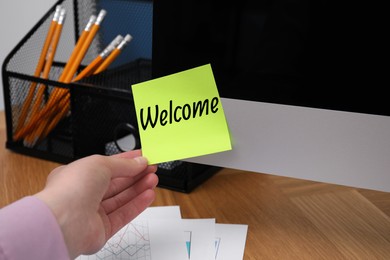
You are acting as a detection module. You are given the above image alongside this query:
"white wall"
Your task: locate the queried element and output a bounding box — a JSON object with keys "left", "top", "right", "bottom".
{"left": 0, "top": 0, "right": 57, "bottom": 111}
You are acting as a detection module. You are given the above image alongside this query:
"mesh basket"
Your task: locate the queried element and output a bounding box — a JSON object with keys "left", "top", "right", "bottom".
{"left": 2, "top": 0, "right": 220, "bottom": 192}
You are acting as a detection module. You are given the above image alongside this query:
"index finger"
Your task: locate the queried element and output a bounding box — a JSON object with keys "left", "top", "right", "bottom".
{"left": 112, "top": 149, "right": 142, "bottom": 159}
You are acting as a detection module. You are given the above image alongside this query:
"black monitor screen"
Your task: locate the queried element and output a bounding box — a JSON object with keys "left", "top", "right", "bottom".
{"left": 152, "top": 0, "right": 387, "bottom": 116}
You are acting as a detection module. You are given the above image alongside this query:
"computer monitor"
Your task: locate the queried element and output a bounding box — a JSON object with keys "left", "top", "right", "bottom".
{"left": 152, "top": 0, "right": 390, "bottom": 192}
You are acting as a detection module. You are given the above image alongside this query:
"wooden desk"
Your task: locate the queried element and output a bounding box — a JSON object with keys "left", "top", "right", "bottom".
{"left": 1, "top": 111, "right": 389, "bottom": 259}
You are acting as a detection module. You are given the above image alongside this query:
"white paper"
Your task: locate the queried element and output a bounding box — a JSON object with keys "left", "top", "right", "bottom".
{"left": 148, "top": 218, "right": 188, "bottom": 260}
{"left": 182, "top": 218, "right": 216, "bottom": 260}
{"left": 134, "top": 205, "right": 182, "bottom": 220}
{"left": 76, "top": 206, "right": 185, "bottom": 260}
{"left": 215, "top": 223, "right": 248, "bottom": 260}
{"left": 76, "top": 206, "right": 248, "bottom": 260}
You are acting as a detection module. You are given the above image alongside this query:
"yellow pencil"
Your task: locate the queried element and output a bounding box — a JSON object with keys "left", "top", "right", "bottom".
{"left": 30, "top": 98, "right": 70, "bottom": 147}
{"left": 44, "top": 9, "right": 106, "bottom": 113}
{"left": 23, "top": 97, "right": 67, "bottom": 147}
{"left": 73, "top": 34, "right": 122, "bottom": 82}
{"left": 14, "top": 5, "right": 62, "bottom": 138}
{"left": 25, "top": 8, "right": 66, "bottom": 127}
{"left": 22, "top": 8, "right": 66, "bottom": 146}
{"left": 14, "top": 12, "right": 103, "bottom": 141}
{"left": 64, "top": 9, "right": 107, "bottom": 82}
{"left": 20, "top": 10, "right": 107, "bottom": 145}
{"left": 93, "top": 34, "right": 133, "bottom": 75}
{"left": 42, "top": 13, "right": 98, "bottom": 111}
{"left": 58, "top": 14, "right": 96, "bottom": 82}
{"left": 31, "top": 34, "right": 124, "bottom": 146}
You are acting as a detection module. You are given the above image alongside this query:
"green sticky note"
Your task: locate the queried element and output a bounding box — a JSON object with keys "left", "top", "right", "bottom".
{"left": 131, "top": 64, "right": 232, "bottom": 164}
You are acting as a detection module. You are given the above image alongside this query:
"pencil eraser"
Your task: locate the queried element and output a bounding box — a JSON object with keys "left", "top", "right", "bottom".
{"left": 124, "top": 34, "right": 133, "bottom": 43}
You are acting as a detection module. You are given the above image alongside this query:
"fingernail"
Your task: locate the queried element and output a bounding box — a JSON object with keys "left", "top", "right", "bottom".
{"left": 134, "top": 156, "right": 148, "bottom": 165}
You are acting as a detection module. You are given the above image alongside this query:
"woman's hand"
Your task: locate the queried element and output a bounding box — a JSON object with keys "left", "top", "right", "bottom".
{"left": 34, "top": 150, "right": 158, "bottom": 259}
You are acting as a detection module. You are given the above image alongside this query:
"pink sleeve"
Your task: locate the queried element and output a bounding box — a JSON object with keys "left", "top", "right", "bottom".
{"left": 0, "top": 196, "right": 70, "bottom": 260}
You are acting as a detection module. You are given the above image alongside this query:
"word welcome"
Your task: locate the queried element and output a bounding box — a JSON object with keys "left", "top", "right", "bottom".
{"left": 139, "top": 97, "right": 219, "bottom": 130}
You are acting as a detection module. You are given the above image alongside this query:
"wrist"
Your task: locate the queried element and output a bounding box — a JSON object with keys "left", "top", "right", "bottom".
{"left": 34, "top": 191, "right": 76, "bottom": 258}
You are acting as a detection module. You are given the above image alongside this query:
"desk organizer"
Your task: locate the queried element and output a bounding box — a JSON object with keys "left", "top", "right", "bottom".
{"left": 2, "top": 0, "right": 220, "bottom": 193}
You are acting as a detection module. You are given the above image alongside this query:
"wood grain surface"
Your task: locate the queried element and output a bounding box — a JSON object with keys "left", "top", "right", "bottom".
{"left": 1, "top": 111, "right": 389, "bottom": 259}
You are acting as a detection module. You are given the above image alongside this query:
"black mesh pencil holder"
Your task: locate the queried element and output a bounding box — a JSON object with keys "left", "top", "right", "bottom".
{"left": 2, "top": 0, "right": 220, "bottom": 192}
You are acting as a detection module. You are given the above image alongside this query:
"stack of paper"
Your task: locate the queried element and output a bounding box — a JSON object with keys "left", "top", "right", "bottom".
{"left": 77, "top": 205, "right": 248, "bottom": 260}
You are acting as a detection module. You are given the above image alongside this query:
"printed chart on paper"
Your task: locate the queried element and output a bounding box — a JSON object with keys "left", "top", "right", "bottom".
{"left": 78, "top": 220, "right": 151, "bottom": 260}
